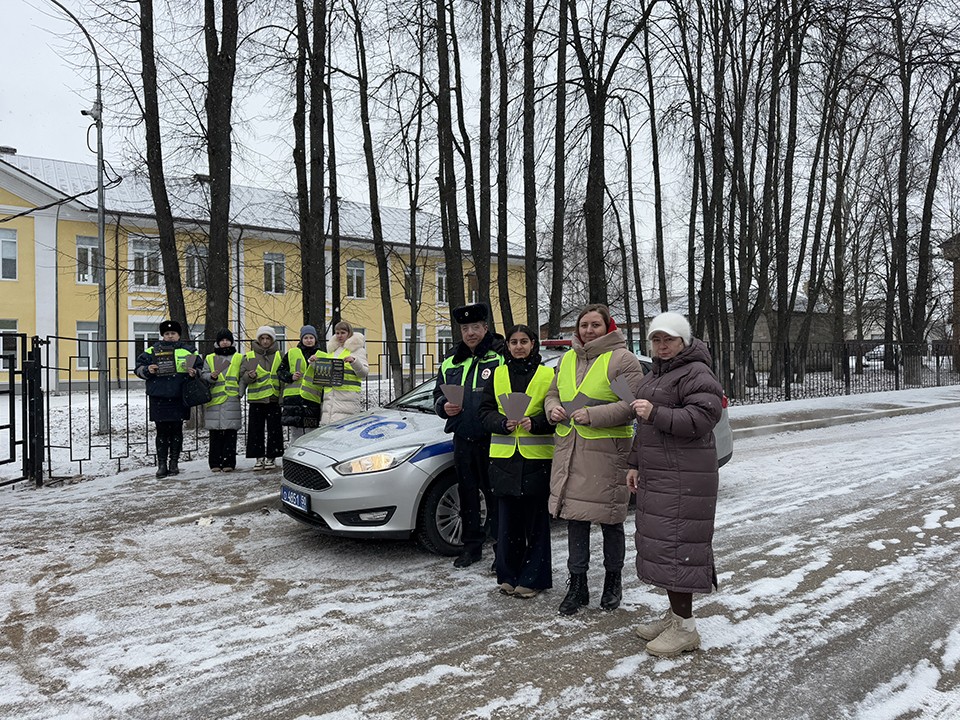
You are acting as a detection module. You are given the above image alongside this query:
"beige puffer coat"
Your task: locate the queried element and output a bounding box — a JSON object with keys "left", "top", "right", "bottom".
{"left": 320, "top": 332, "right": 369, "bottom": 423}
{"left": 545, "top": 329, "right": 645, "bottom": 524}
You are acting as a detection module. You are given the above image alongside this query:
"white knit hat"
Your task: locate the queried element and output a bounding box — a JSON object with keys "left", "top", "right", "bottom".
{"left": 647, "top": 312, "right": 692, "bottom": 345}
{"left": 255, "top": 325, "right": 277, "bottom": 341}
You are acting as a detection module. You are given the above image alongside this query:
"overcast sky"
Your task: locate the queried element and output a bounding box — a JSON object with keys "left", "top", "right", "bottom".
{"left": 1, "top": 2, "right": 102, "bottom": 165}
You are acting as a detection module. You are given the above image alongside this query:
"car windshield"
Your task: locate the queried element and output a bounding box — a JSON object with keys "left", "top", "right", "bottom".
{"left": 384, "top": 380, "right": 436, "bottom": 413}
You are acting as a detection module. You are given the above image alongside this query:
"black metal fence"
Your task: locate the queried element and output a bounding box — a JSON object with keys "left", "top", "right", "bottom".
{"left": 2, "top": 336, "right": 958, "bottom": 486}
{"left": 710, "top": 340, "right": 960, "bottom": 404}
{"left": 0, "top": 333, "right": 43, "bottom": 487}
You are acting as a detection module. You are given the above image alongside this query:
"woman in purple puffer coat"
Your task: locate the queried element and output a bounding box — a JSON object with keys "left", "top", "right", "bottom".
{"left": 626, "top": 312, "right": 723, "bottom": 658}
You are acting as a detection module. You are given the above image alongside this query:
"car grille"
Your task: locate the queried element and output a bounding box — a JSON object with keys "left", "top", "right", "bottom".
{"left": 283, "top": 459, "right": 331, "bottom": 491}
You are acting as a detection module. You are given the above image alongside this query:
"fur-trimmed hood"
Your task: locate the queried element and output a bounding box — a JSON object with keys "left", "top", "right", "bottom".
{"left": 327, "top": 332, "right": 366, "bottom": 354}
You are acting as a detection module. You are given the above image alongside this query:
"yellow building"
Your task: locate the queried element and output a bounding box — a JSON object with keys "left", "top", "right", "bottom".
{"left": 0, "top": 149, "right": 527, "bottom": 385}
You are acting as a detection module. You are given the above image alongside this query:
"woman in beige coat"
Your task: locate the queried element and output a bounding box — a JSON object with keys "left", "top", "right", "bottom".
{"left": 545, "top": 304, "right": 644, "bottom": 615}
{"left": 320, "top": 321, "right": 370, "bottom": 423}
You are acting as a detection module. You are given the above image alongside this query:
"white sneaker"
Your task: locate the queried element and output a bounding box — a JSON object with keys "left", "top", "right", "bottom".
{"left": 264, "top": 458, "right": 277, "bottom": 469}
{"left": 253, "top": 458, "right": 266, "bottom": 471}
{"left": 645, "top": 616, "right": 701, "bottom": 658}
{"left": 635, "top": 609, "right": 678, "bottom": 641}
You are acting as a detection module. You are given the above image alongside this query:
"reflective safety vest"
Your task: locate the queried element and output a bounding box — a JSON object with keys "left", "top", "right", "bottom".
{"left": 439, "top": 347, "right": 504, "bottom": 391}
{"left": 204, "top": 352, "right": 242, "bottom": 407}
{"left": 145, "top": 345, "right": 193, "bottom": 374}
{"left": 324, "top": 347, "right": 362, "bottom": 393}
{"left": 555, "top": 350, "right": 633, "bottom": 439}
{"left": 489, "top": 365, "right": 555, "bottom": 460}
{"left": 282, "top": 348, "right": 324, "bottom": 403}
{"left": 243, "top": 350, "right": 282, "bottom": 401}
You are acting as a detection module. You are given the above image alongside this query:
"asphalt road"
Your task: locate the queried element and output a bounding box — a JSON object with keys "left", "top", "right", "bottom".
{"left": 2, "top": 407, "right": 959, "bottom": 719}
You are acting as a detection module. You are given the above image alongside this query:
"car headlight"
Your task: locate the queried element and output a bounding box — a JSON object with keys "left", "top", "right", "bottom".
{"left": 333, "top": 445, "right": 423, "bottom": 475}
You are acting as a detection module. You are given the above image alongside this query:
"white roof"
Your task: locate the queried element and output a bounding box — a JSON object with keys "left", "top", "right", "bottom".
{"left": 1, "top": 152, "right": 513, "bottom": 254}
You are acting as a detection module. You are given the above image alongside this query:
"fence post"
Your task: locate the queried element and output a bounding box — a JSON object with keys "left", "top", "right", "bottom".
{"left": 783, "top": 341, "right": 791, "bottom": 402}
{"left": 26, "top": 336, "right": 46, "bottom": 487}
{"left": 843, "top": 342, "right": 851, "bottom": 395}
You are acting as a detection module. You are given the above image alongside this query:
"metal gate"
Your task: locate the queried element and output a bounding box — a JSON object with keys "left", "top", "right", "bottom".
{"left": 0, "top": 334, "right": 43, "bottom": 487}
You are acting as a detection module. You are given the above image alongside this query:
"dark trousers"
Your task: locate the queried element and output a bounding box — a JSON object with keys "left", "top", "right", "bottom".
{"left": 566, "top": 519, "right": 625, "bottom": 574}
{"left": 246, "top": 403, "right": 284, "bottom": 459}
{"left": 453, "top": 436, "right": 497, "bottom": 557}
{"left": 209, "top": 429, "right": 238, "bottom": 469}
{"left": 496, "top": 495, "right": 553, "bottom": 590}
{"left": 155, "top": 420, "right": 183, "bottom": 463}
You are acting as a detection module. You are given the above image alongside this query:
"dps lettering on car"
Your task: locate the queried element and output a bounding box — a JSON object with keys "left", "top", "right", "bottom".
{"left": 331, "top": 414, "right": 409, "bottom": 440}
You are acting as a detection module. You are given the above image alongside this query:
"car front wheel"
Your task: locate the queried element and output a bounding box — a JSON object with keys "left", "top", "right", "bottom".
{"left": 416, "top": 472, "right": 487, "bottom": 556}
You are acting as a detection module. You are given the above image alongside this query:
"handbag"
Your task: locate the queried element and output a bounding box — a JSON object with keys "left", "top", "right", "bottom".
{"left": 182, "top": 375, "right": 213, "bottom": 407}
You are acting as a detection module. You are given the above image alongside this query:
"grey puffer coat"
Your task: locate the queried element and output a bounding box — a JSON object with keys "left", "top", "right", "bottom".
{"left": 628, "top": 338, "right": 723, "bottom": 594}
{"left": 203, "top": 347, "right": 243, "bottom": 431}
{"left": 544, "top": 329, "right": 644, "bottom": 524}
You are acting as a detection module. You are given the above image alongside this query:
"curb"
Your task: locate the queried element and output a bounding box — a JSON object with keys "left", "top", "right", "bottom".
{"left": 731, "top": 400, "right": 960, "bottom": 439}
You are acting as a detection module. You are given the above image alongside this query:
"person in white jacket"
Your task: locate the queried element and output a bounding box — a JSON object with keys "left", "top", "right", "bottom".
{"left": 321, "top": 321, "right": 369, "bottom": 423}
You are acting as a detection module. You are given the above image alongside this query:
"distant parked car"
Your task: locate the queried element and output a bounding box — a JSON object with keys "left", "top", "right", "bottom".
{"left": 279, "top": 345, "right": 733, "bottom": 555}
{"left": 865, "top": 345, "right": 885, "bottom": 361}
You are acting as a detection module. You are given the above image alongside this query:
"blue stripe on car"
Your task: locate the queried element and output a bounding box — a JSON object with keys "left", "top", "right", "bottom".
{"left": 410, "top": 441, "right": 454, "bottom": 464}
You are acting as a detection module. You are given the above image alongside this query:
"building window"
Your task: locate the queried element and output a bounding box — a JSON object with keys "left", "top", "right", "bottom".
{"left": 273, "top": 325, "right": 286, "bottom": 351}
{"left": 77, "top": 321, "right": 100, "bottom": 370}
{"left": 436, "top": 265, "right": 447, "bottom": 304}
{"left": 133, "top": 322, "right": 159, "bottom": 361}
{"left": 185, "top": 245, "right": 208, "bottom": 290}
{"left": 346, "top": 259, "right": 365, "bottom": 299}
{"left": 467, "top": 272, "right": 479, "bottom": 304}
{"left": 130, "top": 239, "right": 161, "bottom": 288}
{"left": 437, "top": 327, "right": 454, "bottom": 358}
{"left": 402, "top": 325, "right": 426, "bottom": 366}
{"left": 404, "top": 265, "right": 420, "bottom": 304}
{"left": 264, "top": 253, "right": 285, "bottom": 294}
{"left": 0, "top": 229, "right": 16, "bottom": 280}
{"left": 76, "top": 236, "right": 103, "bottom": 285}
{"left": 0, "top": 319, "right": 17, "bottom": 371}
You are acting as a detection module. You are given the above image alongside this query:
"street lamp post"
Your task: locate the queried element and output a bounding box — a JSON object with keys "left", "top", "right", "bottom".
{"left": 49, "top": 0, "right": 110, "bottom": 434}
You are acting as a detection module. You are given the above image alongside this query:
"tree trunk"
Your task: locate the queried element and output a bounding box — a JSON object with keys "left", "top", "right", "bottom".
{"left": 350, "top": 0, "right": 402, "bottom": 392}
{"left": 139, "top": 0, "right": 188, "bottom": 337}
{"left": 202, "top": 0, "right": 238, "bottom": 350}
{"left": 494, "top": 0, "right": 513, "bottom": 330}
{"left": 547, "top": 0, "right": 567, "bottom": 338}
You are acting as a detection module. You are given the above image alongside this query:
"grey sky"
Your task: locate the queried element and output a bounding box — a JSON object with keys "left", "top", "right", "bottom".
{"left": 1, "top": 2, "right": 99, "bottom": 165}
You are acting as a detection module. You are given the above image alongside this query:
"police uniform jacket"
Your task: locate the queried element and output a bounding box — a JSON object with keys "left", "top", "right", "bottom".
{"left": 433, "top": 331, "right": 505, "bottom": 441}
{"left": 134, "top": 340, "right": 205, "bottom": 423}
{"left": 478, "top": 353, "right": 554, "bottom": 497}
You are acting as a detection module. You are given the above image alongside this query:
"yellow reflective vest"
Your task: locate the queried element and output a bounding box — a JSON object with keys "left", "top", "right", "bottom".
{"left": 282, "top": 348, "right": 324, "bottom": 403}
{"left": 489, "top": 364, "right": 555, "bottom": 460}
{"left": 205, "top": 352, "right": 242, "bottom": 407}
{"left": 243, "top": 350, "right": 282, "bottom": 401}
{"left": 556, "top": 350, "right": 633, "bottom": 439}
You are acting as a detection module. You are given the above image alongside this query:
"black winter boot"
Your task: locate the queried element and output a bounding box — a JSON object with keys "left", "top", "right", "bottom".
{"left": 167, "top": 430, "right": 183, "bottom": 475}
{"left": 558, "top": 572, "right": 589, "bottom": 615}
{"left": 600, "top": 570, "right": 622, "bottom": 611}
{"left": 155, "top": 434, "right": 169, "bottom": 478}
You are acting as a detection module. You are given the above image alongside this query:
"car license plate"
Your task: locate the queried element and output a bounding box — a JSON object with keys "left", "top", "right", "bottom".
{"left": 281, "top": 486, "right": 309, "bottom": 512}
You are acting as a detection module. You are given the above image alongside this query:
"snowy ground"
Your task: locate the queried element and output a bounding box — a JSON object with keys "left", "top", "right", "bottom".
{"left": 2, "top": 393, "right": 960, "bottom": 718}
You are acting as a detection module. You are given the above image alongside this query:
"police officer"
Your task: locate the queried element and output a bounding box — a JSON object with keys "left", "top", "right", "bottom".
{"left": 433, "top": 303, "right": 505, "bottom": 568}
{"left": 134, "top": 319, "right": 205, "bottom": 478}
